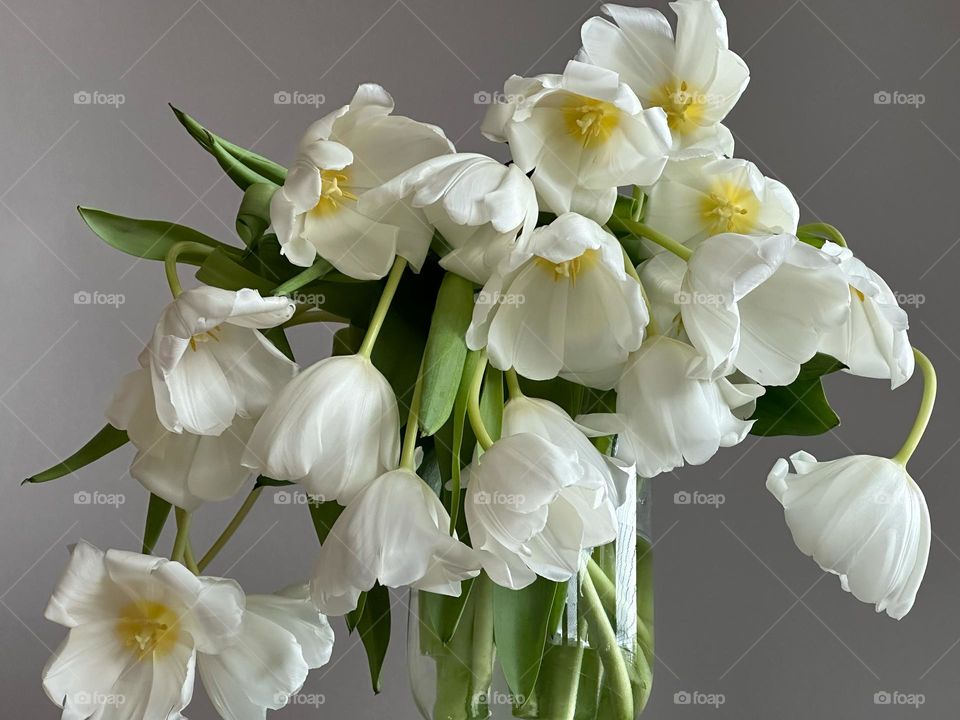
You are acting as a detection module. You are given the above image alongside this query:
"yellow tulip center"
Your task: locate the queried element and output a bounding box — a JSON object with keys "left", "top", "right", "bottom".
{"left": 563, "top": 97, "right": 620, "bottom": 148}
{"left": 650, "top": 80, "right": 707, "bottom": 135}
{"left": 851, "top": 285, "right": 865, "bottom": 302}
{"left": 535, "top": 250, "right": 599, "bottom": 285}
{"left": 700, "top": 180, "right": 760, "bottom": 235}
{"left": 310, "top": 169, "right": 358, "bottom": 216}
{"left": 116, "top": 601, "right": 180, "bottom": 660}
{"left": 189, "top": 325, "right": 222, "bottom": 352}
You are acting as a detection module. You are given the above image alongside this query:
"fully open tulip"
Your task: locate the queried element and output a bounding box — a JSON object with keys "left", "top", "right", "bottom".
{"left": 107, "top": 368, "right": 256, "bottom": 511}
{"left": 464, "top": 433, "right": 618, "bottom": 590}
{"left": 580, "top": 336, "right": 763, "bottom": 477}
{"left": 271, "top": 84, "right": 454, "bottom": 279}
{"left": 680, "top": 232, "right": 850, "bottom": 385}
{"left": 359, "top": 153, "right": 539, "bottom": 284}
{"left": 466, "top": 212, "right": 649, "bottom": 389}
{"left": 818, "top": 242, "right": 915, "bottom": 388}
{"left": 145, "top": 286, "right": 296, "bottom": 436}
{"left": 578, "top": 0, "right": 749, "bottom": 156}
{"left": 767, "top": 452, "right": 930, "bottom": 619}
{"left": 643, "top": 156, "right": 799, "bottom": 249}
{"left": 242, "top": 354, "right": 400, "bottom": 505}
{"left": 481, "top": 60, "right": 670, "bottom": 223}
{"left": 43, "top": 542, "right": 245, "bottom": 720}
{"left": 311, "top": 469, "right": 481, "bottom": 615}
{"left": 197, "top": 585, "right": 334, "bottom": 720}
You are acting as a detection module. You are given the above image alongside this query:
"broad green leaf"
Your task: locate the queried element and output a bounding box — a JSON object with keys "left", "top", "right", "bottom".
{"left": 253, "top": 476, "right": 293, "bottom": 488}
{"left": 195, "top": 247, "right": 275, "bottom": 293}
{"left": 519, "top": 376, "right": 585, "bottom": 417}
{"left": 750, "top": 353, "right": 845, "bottom": 436}
{"left": 331, "top": 326, "right": 365, "bottom": 356}
{"left": 78, "top": 207, "right": 227, "bottom": 261}
{"left": 24, "top": 423, "right": 128, "bottom": 483}
{"left": 236, "top": 183, "right": 276, "bottom": 247}
{"left": 141, "top": 494, "right": 172, "bottom": 554}
{"left": 307, "top": 498, "right": 344, "bottom": 545}
{"left": 355, "top": 582, "right": 392, "bottom": 693}
{"left": 261, "top": 326, "right": 294, "bottom": 361}
{"left": 170, "top": 106, "right": 287, "bottom": 186}
{"left": 419, "top": 273, "right": 475, "bottom": 436}
{"left": 479, "top": 366, "right": 504, "bottom": 441}
{"left": 418, "top": 441, "right": 444, "bottom": 497}
{"left": 493, "top": 577, "right": 564, "bottom": 704}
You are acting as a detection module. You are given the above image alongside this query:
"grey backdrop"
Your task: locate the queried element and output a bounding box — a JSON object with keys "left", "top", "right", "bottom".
{"left": 2, "top": 0, "right": 959, "bottom": 717}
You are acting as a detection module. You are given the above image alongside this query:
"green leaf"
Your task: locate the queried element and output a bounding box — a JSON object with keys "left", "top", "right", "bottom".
{"left": 195, "top": 247, "right": 275, "bottom": 293}
{"left": 141, "top": 494, "right": 172, "bottom": 554}
{"left": 479, "top": 366, "right": 504, "bottom": 442}
{"left": 253, "top": 475, "right": 293, "bottom": 488}
{"left": 493, "top": 577, "right": 564, "bottom": 704}
{"left": 261, "top": 326, "right": 294, "bottom": 361}
{"left": 518, "top": 376, "right": 585, "bottom": 417}
{"left": 332, "top": 326, "right": 365, "bottom": 356}
{"left": 24, "top": 423, "right": 128, "bottom": 483}
{"left": 236, "top": 183, "right": 276, "bottom": 247}
{"left": 355, "top": 583, "right": 392, "bottom": 694}
{"left": 170, "top": 106, "right": 287, "bottom": 187}
{"left": 307, "top": 498, "right": 345, "bottom": 545}
{"left": 419, "top": 273, "right": 475, "bottom": 435}
{"left": 750, "top": 353, "right": 846, "bottom": 436}
{"left": 271, "top": 259, "right": 334, "bottom": 297}
{"left": 78, "top": 207, "right": 228, "bottom": 261}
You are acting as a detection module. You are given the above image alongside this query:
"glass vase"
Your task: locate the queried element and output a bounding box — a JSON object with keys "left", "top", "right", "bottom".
{"left": 408, "top": 477, "right": 653, "bottom": 720}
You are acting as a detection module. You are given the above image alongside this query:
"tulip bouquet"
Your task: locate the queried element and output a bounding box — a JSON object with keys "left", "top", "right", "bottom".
{"left": 26, "top": 1, "right": 938, "bottom": 719}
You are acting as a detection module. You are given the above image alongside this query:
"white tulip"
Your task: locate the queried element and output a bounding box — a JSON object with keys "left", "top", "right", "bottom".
{"left": 481, "top": 60, "right": 670, "bottom": 223}
{"left": 145, "top": 286, "right": 296, "bottom": 437}
{"left": 197, "top": 584, "right": 334, "bottom": 720}
{"left": 578, "top": 0, "right": 749, "bottom": 157}
{"left": 466, "top": 212, "right": 649, "bottom": 389}
{"left": 242, "top": 354, "right": 400, "bottom": 505}
{"left": 107, "top": 367, "right": 257, "bottom": 511}
{"left": 818, "top": 242, "right": 915, "bottom": 388}
{"left": 579, "top": 336, "right": 763, "bottom": 477}
{"left": 358, "top": 153, "right": 539, "bottom": 284}
{"left": 311, "top": 469, "right": 481, "bottom": 615}
{"left": 767, "top": 452, "right": 930, "bottom": 619}
{"left": 271, "top": 84, "right": 454, "bottom": 279}
{"left": 643, "top": 156, "right": 799, "bottom": 249}
{"left": 43, "top": 542, "right": 245, "bottom": 720}
{"left": 637, "top": 250, "right": 687, "bottom": 338}
{"left": 680, "top": 232, "right": 850, "bottom": 385}
{"left": 503, "top": 395, "right": 633, "bottom": 506}
{"left": 464, "top": 433, "right": 618, "bottom": 590}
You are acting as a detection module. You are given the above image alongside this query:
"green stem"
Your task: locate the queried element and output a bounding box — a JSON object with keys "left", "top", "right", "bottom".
{"left": 798, "top": 222, "right": 847, "bottom": 248}
{"left": 469, "top": 574, "right": 496, "bottom": 715}
{"left": 271, "top": 258, "right": 333, "bottom": 296}
{"left": 198, "top": 488, "right": 263, "bottom": 572}
{"left": 505, "top": 368, "right": 524, "bottom": 400}
{"left": 401, "top": 359, "right": 426, "bottom": 471}
{"left": 357, "top": 257, "right": 407, "bottom": 359}
{"left": 618, "top": 219, "right": 692, "bottom": 261}
{"left": 171, "top": 508, "right": 191, "bottom": 563}
{"left": 581, "top": 571, "right": 634, "bottom": 720}
{"left": 183, "top": 541, "right": 200, "bottom": 575}
{"left": 892, "top": 348, "right": 937, "bottom": 466}
{"left": 467, "top": 352, "right": 495, "bottom": 450}
{"left": 164, "top": 241, "right": 214, "bottom": 297}
{"left": 620, "top": 244, "right": 659, "bottom": 337}
{"left": 630, "top": 185, "right": 645, "bottom": 221}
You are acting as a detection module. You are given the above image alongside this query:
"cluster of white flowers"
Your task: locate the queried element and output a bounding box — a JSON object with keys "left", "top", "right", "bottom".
{"left": 35, "top": 1, "right": 939, "bottom": 718}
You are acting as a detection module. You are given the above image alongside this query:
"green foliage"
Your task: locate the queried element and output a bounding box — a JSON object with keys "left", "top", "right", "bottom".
{"left": 24, "top": 423, "right": 129, "bottom": 484}
{"left": 750, "top": 353, "right": 845, "bottom": 436}
{"left": 78, "top": 207, "right": 228, "bottom": 261}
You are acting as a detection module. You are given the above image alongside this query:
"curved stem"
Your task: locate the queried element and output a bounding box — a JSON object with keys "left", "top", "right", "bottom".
{"left": 198, "top": 488, "right": 263, "bottom": 572}
{"left": 171, "top": 508, "right": 192, "bottom": 564}
{"left": 401, "top": 359, "right": 426, "bottom": 471}
{"left": 581, "top": 570, "right": 634, "bottom": 720}
{"left": 798, "top": 222, "right": 847, "bottom": 248}
{"left": 893, "top": 348, "right": 937, "bottom": 467}
{"left": 620, "top": 244, "right": 660, "bottom": 336}
{"left": 357, "top": 257, "right": 407, "bottom": 359}
{"left": 505, "top": 368, "right": 524, "bottom": 400}
{"left": 183, "top": 541, "right": 200, "bottom": 575}
{"left": 467, "top": 352, "right": 495, "bottom": 451}
{"left": 271, "top": 258, "right": 333, "bottom": 296}
{"left": 469, "top": 574, "right": 496, "bottom": 714}
{"left": 164, "top": 241, "right": 214, "bottom": 298}
{"left": 618, "top": 219, "right": 692, "bottom": 261}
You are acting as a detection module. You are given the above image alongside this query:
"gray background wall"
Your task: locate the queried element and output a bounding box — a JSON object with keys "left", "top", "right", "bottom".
{"left": 1, "top": 0, "right": 959, "bottom": 717}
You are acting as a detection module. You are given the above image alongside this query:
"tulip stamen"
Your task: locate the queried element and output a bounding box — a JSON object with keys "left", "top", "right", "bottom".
{"left": 535, "top": 249, "right": 598, "bottom": 285}
{"left": 563, "top": 97, "right": 620, "bottom": 148}
{"left": 650, "top": 79, "right": 707, "bottom": 135}
{"left": 116, "top": 601, "right": 180, "bottom": 660}
{"left": 189, "top": 325, "right": 223, "bottom": 351}
{"left": 700, "top": 180, "right": 759, "bottom": 235}
{"left": 311, "top": 169, "right": 358, "bottom": 216}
